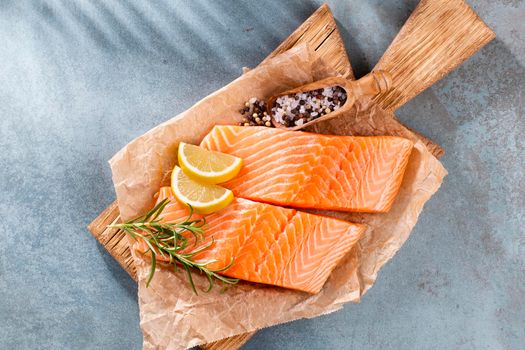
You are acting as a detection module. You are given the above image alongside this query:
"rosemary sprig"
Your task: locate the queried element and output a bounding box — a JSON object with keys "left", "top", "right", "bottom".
{"left": 108, "top": 199, "right": 238, "bottom": 293}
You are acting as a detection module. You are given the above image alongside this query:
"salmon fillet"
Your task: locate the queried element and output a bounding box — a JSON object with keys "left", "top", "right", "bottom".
{"left": 135, "top": 187, "right": 365, "bottom": 294}
{"left": 200, "top": 126, "right": 414, "bottom": 213}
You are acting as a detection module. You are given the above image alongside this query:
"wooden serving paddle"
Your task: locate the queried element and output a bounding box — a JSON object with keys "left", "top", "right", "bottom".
{"left": 268, "top": 71, "right": 392, "bottom": 130}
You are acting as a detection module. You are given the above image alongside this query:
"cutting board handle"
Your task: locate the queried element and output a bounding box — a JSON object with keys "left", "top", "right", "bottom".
{"left": 372, "top": 0, "right": 495, "bottom": 111}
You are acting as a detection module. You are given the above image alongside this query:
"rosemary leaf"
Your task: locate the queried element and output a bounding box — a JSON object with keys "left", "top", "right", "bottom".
{"left": 183, "top": 263, "right": 198, "bottom": 295}
{"left": 146, "top": 250, "right": 156, "bottom": 287}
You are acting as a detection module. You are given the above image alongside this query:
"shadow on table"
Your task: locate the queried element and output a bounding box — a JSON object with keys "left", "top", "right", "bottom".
{"left": 29, "top": 0, "right": 322, "bottom": 71}
{"left": 96, "top": 243, "right": 138, "bottom": 300}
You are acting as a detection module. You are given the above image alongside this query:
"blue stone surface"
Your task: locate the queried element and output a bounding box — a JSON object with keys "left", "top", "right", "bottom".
{"left": 0, "top": 1, "right": 523, "bottom": 349}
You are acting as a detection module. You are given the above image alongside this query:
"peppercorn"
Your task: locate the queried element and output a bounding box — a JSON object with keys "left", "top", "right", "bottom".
{"left": 238, "top": 97, "right": 274, "bottom": 128}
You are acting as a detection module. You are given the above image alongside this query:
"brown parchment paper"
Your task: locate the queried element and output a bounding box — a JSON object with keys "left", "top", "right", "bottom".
{"left": 109, "top": 45, "right": 447, "bottom": 350}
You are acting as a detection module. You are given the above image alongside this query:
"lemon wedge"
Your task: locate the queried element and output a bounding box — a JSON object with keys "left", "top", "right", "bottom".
{"left": 171, "top": 166, "right": 234, "bottom": 214}
{"left": 178, "top": 142, "right": 242, "bottom": 184}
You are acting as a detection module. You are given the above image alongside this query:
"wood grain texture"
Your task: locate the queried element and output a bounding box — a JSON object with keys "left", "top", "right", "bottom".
{"left": 200, "top": 332, "right": 257, "bottom": 350}
{"left": 260, "top": 4, "right": 354, "bottom": 79}
{"left": 87, "top": 201, "right": 137, "bottom": 280}
{"left": 87, "top": 1, "right": 493, "bottom": 348}
{"left": 373, "top": 0, "right": 495, "bottom": 111}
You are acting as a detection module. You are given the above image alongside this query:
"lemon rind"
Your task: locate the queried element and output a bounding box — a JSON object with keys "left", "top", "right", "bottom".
{"left": 178, "top": 142, "right": 243, "bottom": 184}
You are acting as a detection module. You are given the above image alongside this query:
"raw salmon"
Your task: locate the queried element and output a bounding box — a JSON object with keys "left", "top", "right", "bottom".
{"left": 200, "top": 126, "right": 413, "bottom": 213}
{"left": 135, "top": 187, "right": 365, "bottom": 294}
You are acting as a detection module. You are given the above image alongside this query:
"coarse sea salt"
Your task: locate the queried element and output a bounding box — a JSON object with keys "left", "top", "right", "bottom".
{"left": 270, "top": 86, "right": 347, "bottom": 127}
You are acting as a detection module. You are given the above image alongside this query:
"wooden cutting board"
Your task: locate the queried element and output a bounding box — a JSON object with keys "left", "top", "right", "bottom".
{"left": 88, "top": 2, "right": 494, "bottom": 349}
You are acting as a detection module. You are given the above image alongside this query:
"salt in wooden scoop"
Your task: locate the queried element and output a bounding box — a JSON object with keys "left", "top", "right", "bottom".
{"left": 267, "top": 71, "right": 392, "bottom": 130}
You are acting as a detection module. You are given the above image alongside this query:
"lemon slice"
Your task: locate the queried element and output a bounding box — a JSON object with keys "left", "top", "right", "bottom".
{"left": 171, "top": 166, "right": 234, "bottom": 214}
{"left": 178, "top": 142, "right": 243, "bottom": 184}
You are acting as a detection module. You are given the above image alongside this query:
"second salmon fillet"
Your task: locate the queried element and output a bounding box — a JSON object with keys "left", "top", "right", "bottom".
{"left": 201, "top": 126, "right": 414, "bottom": 213}
{"left": 135, "top": 187, "right": 365, "bottom": 294}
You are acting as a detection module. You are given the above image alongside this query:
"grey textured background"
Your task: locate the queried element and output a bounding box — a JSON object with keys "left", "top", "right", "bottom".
{"left": 1, "top": 1, "right": 523, "bottom": 349}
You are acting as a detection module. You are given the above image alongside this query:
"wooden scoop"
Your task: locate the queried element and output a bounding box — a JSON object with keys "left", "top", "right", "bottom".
{"left": 268, "top": 70, "right": 392, "bottom": 130}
